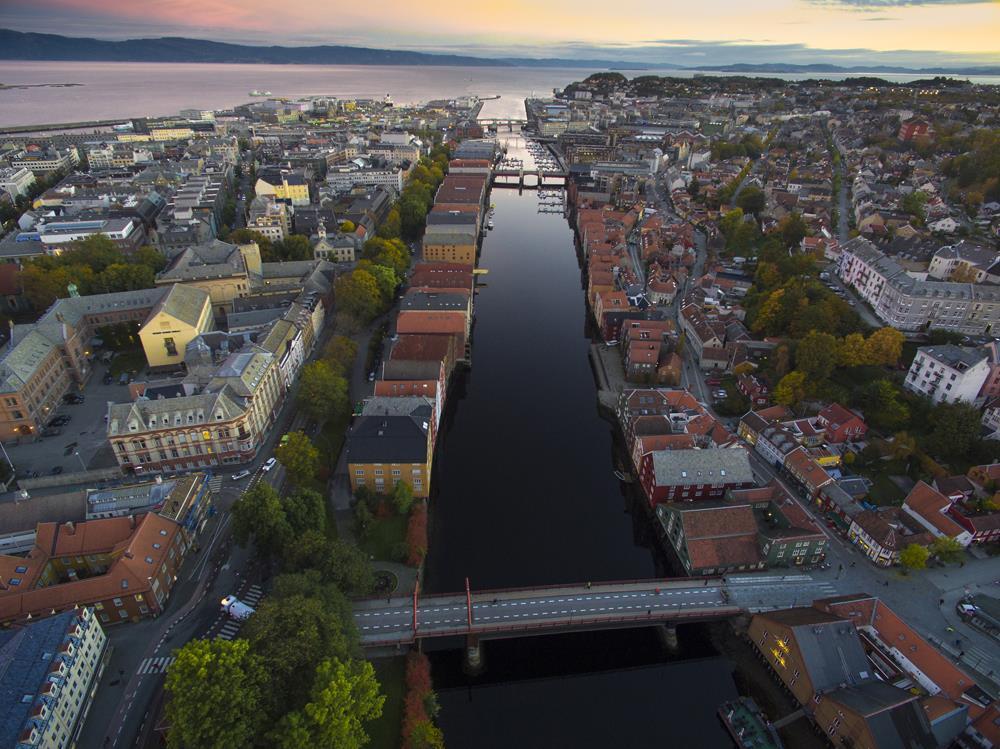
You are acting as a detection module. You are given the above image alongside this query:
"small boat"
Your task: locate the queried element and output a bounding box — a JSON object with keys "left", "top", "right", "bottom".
{"left": 613, "top": 470, "right": 634, "bottom": 483}
{"left": 487, "top": 220, "right": 494, "bottom": 230}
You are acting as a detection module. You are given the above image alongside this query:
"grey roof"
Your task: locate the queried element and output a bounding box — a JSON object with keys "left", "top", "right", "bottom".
{"left": 156, "top": 240, "right": 244, "bottom": 282}
{"left": 361, "top": 396, "right": 435, "bottom": 418}
{"left": 427, "top": 211, "right": 478, "bottom": 226}
{"left": 400, "top": 292, "right": 469, "bottom": 313}
{"left": 151, "top": 284, "right": 210, "bottom": 327}
{"left": 344, "top": 413, "right": 430, "bottom": 464}
{"left": 227, "top": 308, "right": 285, "bottom": 331}
{"left": 0, "top": 492, "right": 87, "bottom": 535}
{"left": 771, "top": 609, "right": 872, "bottom": 691}
{"left": 382, "top": 360, "right": 441, "bottom": 381}
{"left": 916, "top": 344, "right": 987, "bottom": 370}
{"left": 0, "top": 611, "right": 82, "bottom": 748}
{"left": 86, "top": 478, "right": 179, "bottom": 516}
{"left": 650, "top": 448, "right": 754, "bottom": 487}
{"left": 827, "top": 681, "right": 936, "bottom": 749}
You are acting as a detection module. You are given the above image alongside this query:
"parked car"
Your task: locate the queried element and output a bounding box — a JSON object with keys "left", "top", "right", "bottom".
{"left": 118, "top": 372, "right": 131, "bottom": 386}
{"left": 220, "top": 595, "right": 256, "bottom": 621}
{"left": 261, "top": 457, "right": 277, "bottom": 472}
{"left": 63, "top": 393, "right": 84, "bottom": 404}
{"left": 103, "top": 372, "right": 114, "bottom": 385}
{"left": 49, "top": 415, "right": 71, "bottom": 427}
{"left": 50, "top": 466, "right": 63, "bottom": 475}
{"left": 231, "top": 469, "right": 252, "bottom": 481}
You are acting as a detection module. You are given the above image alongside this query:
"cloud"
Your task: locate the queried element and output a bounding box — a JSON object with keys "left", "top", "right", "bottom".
{"left": 804, "top": 0, "right": 993, "bottom": 8}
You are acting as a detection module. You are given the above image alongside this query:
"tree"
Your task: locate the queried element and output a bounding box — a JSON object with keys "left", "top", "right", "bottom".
{"left": 231, "top": 482, "right": 291, "bottom": 559}
{"left": 274, "top": 659, "right": 384, "bottom": 749}
{"left": 901, "top": 191, "right": 927, "bottom": 225}
{"left": 298, "top": 361, "right": 349, "bottom": 424}
{"left": 861, "top": 380, "right": 911, "bottom": 433}
{"left": 132, "top": 245, "right": 168, "bottom": 273}
{"left": 928, "top": 536, "right": 964, "bottom": 564}
{"left": 275, "top": 431, "right": 320, "bottom": 487}
{"left": 838, "top": 332, "right": 868, "bottom": 368}
{"left": 353, "top": 500, "right": 373, "bottom": 537}
{"left": 863, "top": 327, "right": 904, "bottom": 367}
{"left": 736, "top": 186, "right": 766, "bottom": 215}
{"left": 391, "top": 481, "right": 415, "bottom": 516}
{"left": 273, "top": 234, "right": 313, "bottom": 262}
{"left": 774, "top": 370, "right": 807, "bottom": 408}
{"left": 778, "top": 212, "right": 808, "bottom": 249}
{"left": 284, "top": 487, "right": 327, "bottom": 536}
{"left": 340, "top": 221, "right": 356, "bottom": 233}
{"left": 377, "top": 207, "right": 402, "bottom": 239}
{"left": 923, "top": 401, "right": 983, "bottom": 463}
{"left": 888, "top": 431, "right": 919, "bottom": 473}
{"left": 687, "top": 177, "right": 700, "bottom": 197}
{"left": 335, "top": 269, "right": 382, "bottom": 322}
{"left": 357, "top": 260, "right": 398, "bottom": 303}
{"left": 795, "top": 330, "right": 839, "bottom": 382}
{"left": 243, "top": 594, "right": 357, "bottom": 719}
{"left": 165, "top": 639, "right": 265, "bottom": 749}
{"left": 323, "top": 539, "right": 375, "bottom": 595}
{"left": 324, "top": 335, "right": 358, "bottom": 376}
{"left": 899, "top": 543, "right": 929, "bottom": 571}
{"left": 228, "top": 228, "right": 272, "bottom": 256}
{"left": 409, "top": 720, "right": 446, "bottom": 749}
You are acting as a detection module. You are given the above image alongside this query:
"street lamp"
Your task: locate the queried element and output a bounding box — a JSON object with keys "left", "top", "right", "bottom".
{"left": 74, "top": 451, "right": 87, "bottom": 472}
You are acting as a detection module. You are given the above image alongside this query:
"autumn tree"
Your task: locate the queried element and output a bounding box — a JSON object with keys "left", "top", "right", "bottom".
{"left": 863, "top": 327, "right": 905, "bottom": 367}
{"left": 275, "top": 431, "right": 320, "bottom": 487}
{"left": 774, "top": 370, "right": 808, "bottom": 408}
{"left": 335, "top": 268, "right": 383, "bottom": 322}
{"left": 778, "top": 211, "right": 808, "bottom": 249}
{"left": 165, "top": 639, "right": 266, "bottom": 749}
{"left": 838, "top": 332, "right": 868, "bottom": 367}
{"left": 795, "top": 330, "right": 839, "bottom": 382}
{"left": 929, "top": 536, "right": 964, "bottom": 564}
{"left": 324, "top": 335, "right": 359, "bottom": 376}
{"left": 736, "top": 185, "right": 766, "bottom": 215}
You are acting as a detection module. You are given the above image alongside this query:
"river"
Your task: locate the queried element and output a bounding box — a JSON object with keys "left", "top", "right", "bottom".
{"left": 422, "top": 134, "right": 736, "bottom": 747}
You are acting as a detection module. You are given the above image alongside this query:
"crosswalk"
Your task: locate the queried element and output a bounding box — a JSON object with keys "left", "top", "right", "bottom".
{"left": 206, "top": 475, "right": 223, "bottom": 492}
{"left": 137, "top": 656, "right": 175, "bottom": 675}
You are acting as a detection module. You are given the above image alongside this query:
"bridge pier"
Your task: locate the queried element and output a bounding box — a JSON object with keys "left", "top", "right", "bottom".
{"left": 659, "top": 624, "right": 679, "bottom": 651}
{"left": 464, "top": 635, "right": 485, "bottom": 675}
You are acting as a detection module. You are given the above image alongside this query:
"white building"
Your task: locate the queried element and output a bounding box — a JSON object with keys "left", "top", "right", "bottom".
{"left": 0, "top": 166, "right": 36, "bottom": 198}
{"left": 326, "top": 165, "right": 403, "bottom": 194}
{"left": 904, "top": 344, "right": 989, "bottom": 405}
{"left": 0, "top": 608, "right": 108, "bottom": 749}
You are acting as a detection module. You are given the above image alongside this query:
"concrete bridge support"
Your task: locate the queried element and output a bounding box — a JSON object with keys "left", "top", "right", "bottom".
{"left": 659, "top": 624, "right": 679, "bottom": 651}
{"left": 464, "top": 634, "right": 485, "bottom": 675}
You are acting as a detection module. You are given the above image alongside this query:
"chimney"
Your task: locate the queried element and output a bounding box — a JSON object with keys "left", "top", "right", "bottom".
{"left": 129, "top": 514, "right": 136, "bottom": 529}
{"left": 64, "top": 521, "right": 75, "bottom": 535}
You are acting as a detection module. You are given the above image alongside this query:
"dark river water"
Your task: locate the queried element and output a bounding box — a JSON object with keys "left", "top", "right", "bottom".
{"left": 422, "top": 140, "right": 737, "bottom": 747}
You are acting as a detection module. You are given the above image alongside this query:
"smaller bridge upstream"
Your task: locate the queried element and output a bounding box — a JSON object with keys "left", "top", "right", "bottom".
{"left": 353, "top": 574, "right": 839, "bottom": 648}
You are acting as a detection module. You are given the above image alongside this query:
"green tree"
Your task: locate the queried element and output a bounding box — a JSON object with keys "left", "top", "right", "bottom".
{"left": 324, "top": 539, "right": 375, "bottom": 595}
{"left": 736, "top": 185, "right": 766, "bottom": 215}
{"left": 273, "top": 234, "right": 314, "bottom": 261}
{"left": 687, "top": 177, "right": 700, "bottom": 197}
{"left": 899, "top": 543, "right": 929, "bottom": 571}
{"left": 901, "top": 191, "right": 927, "bottom": 225}
{"left": 377, "top": 207, "right": 402, "bottom": 239}
{"left": 795, "top": 330, "right": 839, "bottom": 382}
{"left": 275, "top": 431, "right": 320, "bottom": 487}
{"left": 409, "top": 720, "right": 446, "bottom": 749}
{"left": 861, "top": 380, "right": 911, "bottom": 433}
{"left": 273, "top": 659, "right": 384, "bottom": 749}
{"left": 340, "top": 220, "right": 356, "bottom": 233}
{"left": 243, "top": 593, "right": 357, "bottom": 719}
{"left": 774, "top": 370, "right": 807, "bottom": 408}
{"left": 391, "top": 481, "right": 415, "bottom": 515}
{"left": 928, "top": 536, "right": 964, "bottom": 564}
{"left": 779, "top": 212, "right": 808, "bottom": 249}
{"left": 231, "top": 482, "right": 291, "bottom": 559}
{"left": 165, "top": 639, "right": 265, "bottom": 749}
{"left": 923, "top": 401, "right": 982, "bottom": 463}
{"left": 324, "top": 335, "right": 358, "bottom": 376}
{"left": 400, "top": 196, "right": 429, "bottom": 240}
{"left": 357, "top": 259, "right": 398, "bottom": 303}
{"left": 132, "top": 245, "right": 169, "bottom": 273}
{"left": 284, "top": 488, "right": 327, "bottom": 537}
{"left": 298, "top": 361, "right": 349, "bottom": 424}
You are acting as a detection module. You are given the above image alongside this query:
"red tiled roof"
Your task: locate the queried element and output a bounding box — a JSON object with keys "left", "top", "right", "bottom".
{"left": 903, "top": 481, "right": 967, "bottom": 539}
{"left": 395, "top": 311, "right": 466, "bottom": 336}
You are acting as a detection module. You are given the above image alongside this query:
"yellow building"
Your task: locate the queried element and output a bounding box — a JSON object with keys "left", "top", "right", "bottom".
{"left": 155, "top": 241, "right": 260, "bottom": 313}
{"left": 422, "top": 239, "right": 477, "bottom": 265}
{"left": 138, "top": 285, "right": 213, "bottom": 368}
{"left": 345, "top": 399, "right": 434, "bottom": 498}
{"left": 255, "top": 174, "right": 310, "bottom": 206}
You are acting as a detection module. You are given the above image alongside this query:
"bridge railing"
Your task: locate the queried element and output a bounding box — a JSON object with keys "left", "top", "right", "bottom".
{"left": 422, "top": 576, "right": 723, "bottom": 601}
{"left": 360, "top": 605, "right": 743, "bottom": 647}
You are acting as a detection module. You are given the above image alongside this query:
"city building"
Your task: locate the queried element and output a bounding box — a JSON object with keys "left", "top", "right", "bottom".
{"left": 0, "top": 608, "right": 108, "bottom": 749}
{"left": 0, "top": 513, "right": 188, "bottom": 626}
{"left": 36, "top": 217, "right": 146, "bottom": 254}
{"left": 904, "top": 345, "right": 989, "bottom": 405}
{"left": 0, "top": 166, "right": 36, "bottom": 198}
{"left": 730, "top": 483, "right": 828, "bottom": 566}
{"left": 154, "top": 240, "right": 261, "bottom": 314}
{"left": 345, "top": 400, "right": 434, "bottom": 498}
{"left": 137, "top": 284, "right": 214, "bottom": 368}
{"left": 638, "top": 447, "right": 755, "bottom": 506}
{"left": 254, "top": 170, "right": 310, "bottom": 206}
{"left": 901, "top": 481, "right": 973, "bottom": 547}
{"left": 655, "top": 500, "right": 763, "bottom": 575}
{"left": 815, "top": 402, "right": 867, "bottom": 444}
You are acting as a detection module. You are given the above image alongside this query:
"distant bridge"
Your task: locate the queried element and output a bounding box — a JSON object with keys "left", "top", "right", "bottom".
{"left": 478, "top": 119, "right": 527, "bottom": 131}
{"left": 491, "top": 168, "right": 568, "bottom": 189}
{"left": 353, "top": 574, "right": 840, "bottom": 648}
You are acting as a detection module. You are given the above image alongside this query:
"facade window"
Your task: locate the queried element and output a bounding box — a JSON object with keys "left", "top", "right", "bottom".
{"left": 163, "top": 337, "right": 178, "bottom": 357}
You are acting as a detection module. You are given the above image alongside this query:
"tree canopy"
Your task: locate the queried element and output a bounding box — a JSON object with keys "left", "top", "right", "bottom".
{"left": 275, "top": 432, "right": 320, "bottom": 487}
{"left": 297, "top": 360, "right": 349, "bottom": 424}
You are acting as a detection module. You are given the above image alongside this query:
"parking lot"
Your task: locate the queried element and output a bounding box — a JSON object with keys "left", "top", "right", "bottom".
{"left": 6, "top": 360, "right": 143, "bottom": 479}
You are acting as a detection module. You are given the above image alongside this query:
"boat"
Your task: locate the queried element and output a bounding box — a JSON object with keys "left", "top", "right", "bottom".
{"left": 613, "top": 470, "right": 634, "bottom": 483}
{"left": 718, "top": 698, "right": 784, "bottom": 749}
{"left": 487, "top": 220, "right": 494, "bottom": 230}
{"left": 249, "top": 90, "right": 272, "bottom": 97}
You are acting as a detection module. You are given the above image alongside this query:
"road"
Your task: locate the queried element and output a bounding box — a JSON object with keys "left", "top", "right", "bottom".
{"left": 354, "top": 575, "right": 840, "bottom": 646}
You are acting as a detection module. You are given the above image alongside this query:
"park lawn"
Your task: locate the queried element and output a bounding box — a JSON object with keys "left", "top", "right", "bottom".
{"left": 361, "top": 515, "right": 408, "bottom": 562}
{"left": 367, "top": 657, "right": 406, "bottom": 749}
{"left": 109, "top": 348, "right": 147, "bottom": 377}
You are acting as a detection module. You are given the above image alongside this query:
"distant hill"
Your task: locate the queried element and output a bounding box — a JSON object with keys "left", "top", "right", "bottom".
{"left": 1, "top": 29, "right": 998, "bottom": 76}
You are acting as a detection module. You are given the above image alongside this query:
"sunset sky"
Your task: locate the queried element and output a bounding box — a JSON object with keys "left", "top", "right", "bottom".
{"left": 2, "top": 0, "right": 999, "bottom": 67}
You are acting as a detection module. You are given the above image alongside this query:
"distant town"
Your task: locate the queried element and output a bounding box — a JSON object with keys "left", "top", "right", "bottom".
{"left": 0, "top": 71, "right": 998, "bottom": 749}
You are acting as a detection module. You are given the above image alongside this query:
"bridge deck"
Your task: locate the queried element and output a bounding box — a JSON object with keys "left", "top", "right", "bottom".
{"left": 354, "top": 575, "right": 838, "bottom": 647}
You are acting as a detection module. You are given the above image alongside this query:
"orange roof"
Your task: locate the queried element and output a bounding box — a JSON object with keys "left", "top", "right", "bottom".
{"left": 395, "top": 311, "right": 466, "bottom": 336}
{"left": 637, "top": 434, "right": 697, "bottom": 453}
{"left": 903, "top": 481, "right": 967, "bottom": 539}
{"left": 818, "top": 596, "right": 987, "bottom": 719}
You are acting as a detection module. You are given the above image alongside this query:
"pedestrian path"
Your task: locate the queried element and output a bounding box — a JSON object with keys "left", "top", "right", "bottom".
{"left": 137, "top": 656, "right": 175, "bottom": 675}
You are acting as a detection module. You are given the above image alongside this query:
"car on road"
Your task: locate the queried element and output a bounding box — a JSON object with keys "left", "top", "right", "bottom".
{"left": 231, "top": 469, "right": 252, "bottom": 481}
{"left": 368, "top": 371, "right": 375, "bottom": 382}
{"left": 261, "top": 457, "right": 277, "bottom": 472}
{"left": 49, "top": 415, "right": 72, "bottom": 427}
{"left": 62, "top": 393, "right": 84, "bottom": 404}
{"left": 220, "top": 595, "right": 256, "bottom": 621}
{"left": 50, "top": 466, "right": 63, "bottom": 475}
